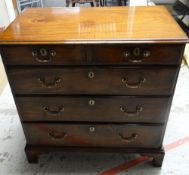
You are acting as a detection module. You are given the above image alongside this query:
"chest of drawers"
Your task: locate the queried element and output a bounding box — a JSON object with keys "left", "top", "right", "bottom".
{"left": 0, "top": 6, "right": 188, "bottom": 167}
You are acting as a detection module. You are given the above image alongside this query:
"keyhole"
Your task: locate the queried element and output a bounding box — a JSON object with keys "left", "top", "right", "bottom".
{"left": 88, "top": 71, "right": 95, "bottom": 79}
{"left": 40, "top": 48, "right": 48, "bottom": 57}
{"left": 133, "top": 48, "right": 141, "bottom": 57}
{"left": 89, "top": 99, "right": 95, "bottom": 106}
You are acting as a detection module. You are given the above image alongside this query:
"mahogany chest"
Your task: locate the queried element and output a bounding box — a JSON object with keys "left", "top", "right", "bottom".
{"left": 0, "top": 6, "right": 188, "bottom": 167}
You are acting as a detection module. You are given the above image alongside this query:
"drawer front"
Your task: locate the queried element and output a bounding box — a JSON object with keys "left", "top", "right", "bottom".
{"left": 24, "top": 124, "right": 163, "bottom": 148}
{"left": 90, "top": 44, "right": 184, "bottom": 65}
{"left": 1, "top": 45, "right": 86, "bottom": 65}
{"left": 16, "top": 96, "right": 171, "bottom": 123}
{"left": 1, "top": 44, "right": 184, "bottom": 65}
{"left": 8, "top": 67, "right": 178, "bottom": 95}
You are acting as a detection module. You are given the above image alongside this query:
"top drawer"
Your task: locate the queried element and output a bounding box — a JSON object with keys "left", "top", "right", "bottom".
{"left": 0, "top": 44, "right": 184, "bottom": 65}
{"left": 90, "top": 44, "right": 184, "bottom": 65}
{"left": 0, "top": 45, "right": 86, "bottom": 65}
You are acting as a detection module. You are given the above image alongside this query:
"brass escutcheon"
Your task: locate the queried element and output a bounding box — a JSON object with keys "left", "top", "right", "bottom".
{"left": 89, "top": 127, "right": 95, "bottom": 132}
{"left": 133, "top": 48, "right": 141, "bottom": 57}
{"left": 89, "top": 99, "right": 95, "bottom": 106}
{"left": 40, "top": 48, "right": 48, "bottom": 57}
{"left": 88, "top": 71, "right": 95, "bottom": 79}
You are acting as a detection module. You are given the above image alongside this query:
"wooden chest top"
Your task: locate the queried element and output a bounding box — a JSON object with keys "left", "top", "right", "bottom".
{"left": 0, "top": 6, "right": 188, "bottom": 44}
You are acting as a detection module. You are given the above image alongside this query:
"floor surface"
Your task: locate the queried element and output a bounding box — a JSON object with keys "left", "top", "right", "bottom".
{"left": 0, "top": 66, "right": 189, "bottom": 175}
{"left": 0, "top": 56, "right": 7, "bottom": 94}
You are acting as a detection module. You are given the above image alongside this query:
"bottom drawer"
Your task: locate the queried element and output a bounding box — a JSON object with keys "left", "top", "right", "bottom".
{"left": 24, "top": 124, "right": 163, "bottom": 148}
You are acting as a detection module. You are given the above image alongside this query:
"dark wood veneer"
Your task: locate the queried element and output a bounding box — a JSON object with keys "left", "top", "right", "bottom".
{"left": 1, "top": 45, "right": 86, "bottom": 65}
{"left": 0, "top": 6, "right": 188, "bottom": 167}
{"left": 16, "top": 96, "right": 171, "bottom": 123}
{"left": 8, "top": 67, "right": 178, "bottom": 95}
{"left": 90, "top": 44, "right": 184, "bottom": 65}
{"left": 0, "top": 44, "right": 184, "bottom": 65}
{"left": 24, "top": 123, "right": 163, "bottom": 148}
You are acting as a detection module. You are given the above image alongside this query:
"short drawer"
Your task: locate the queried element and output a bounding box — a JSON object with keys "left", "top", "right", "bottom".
{"left": 8, "top": 67, "right": 178, "bottom": 95}
{"left": 24, "top": 124, "right": 163, "bottom": 148}
{"left": 0, "top": 45, "right": 86, "bottom": 65}
{"left": 90, "top": 44, "right": 184, "bottom": 65}
{"left": 16, "top": 96, "right": 171, "bottom": 123}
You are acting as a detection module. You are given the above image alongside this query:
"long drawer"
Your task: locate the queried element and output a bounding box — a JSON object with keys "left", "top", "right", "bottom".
{"left": 16, "top": 96, "right": 171, "bottom": 123}
{"left": 24, "top": 124, "right": 163, "bottom": 148}
{"left": 8, "top": 67, "right": 178, "bottom": 95}
{"left": 1, "top": 44, "right": 184, "bottom": 65}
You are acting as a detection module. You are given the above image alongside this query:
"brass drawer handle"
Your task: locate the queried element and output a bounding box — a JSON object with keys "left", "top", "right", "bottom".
{"left": 129, "top": 57, "right": 143, "bottom": 63}
{"left": 88, "top": 71, "right": 95, "bottom": 79}
{"left": 50, "top": 50, "right": 56, "bottom": 57}
{"left": 35, "top": 56, "right": 51, "bottom": 63}
{"left": 122, "top": 77, "right": 146, "bottom": 89}
{"left": 89, "top": 99, "right": 95, "bottom": 106}
{"left": 123, "top": 49, "right": 151, "bottom": 63}
{"left": 123, "top": 51, "right": 131, "bottom": 58}
{"left": 32, "top": 50, "right": 38, "bottom": 57}
{"left": 124, "top": 50, "right": 142, "bottom": 63}
{"left": 143, "top": 50, "right": 151, "bottom": 57}
{"left": 38, "top": 77, "right": 62, "bottom": 88}
{"left": 48, "top": 130, "right": 67, "bottom": 140}
{"left": 32, "top": 48, "right": 56, "bottom": 63}
{"left": 43, "top": 106, "right": 64, "bottom": 115}
{"left": 120, "top": 106, "right": 143, "bottom": 117}
{"left": 119, "top": 133, "right": 138, "bottom": 142}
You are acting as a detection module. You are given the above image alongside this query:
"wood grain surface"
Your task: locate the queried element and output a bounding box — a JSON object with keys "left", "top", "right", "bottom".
{"left": 8, "top": 67, "right": 179, "bottom": 95}
{"left": 16, "top": 96, "right": 171, "bottom": 123}
{"left": 24, "top": 123, "right": 163, "bottom": 148}
{"left": 0, "top": 44, "right": 184, "bottom": 65}
{"left": 0, "top": 6, "right": 188, "bottom": 44}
